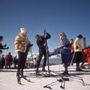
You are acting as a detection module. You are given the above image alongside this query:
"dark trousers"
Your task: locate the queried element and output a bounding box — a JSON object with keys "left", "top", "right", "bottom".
{"left": 74, "top": 52, "right": 83, "bottom": 69}
{"left": 17, "top": 51, "right": 26, "bottom": 77}
{"left": 36, "top": 48, "right": 47, "bottom": 71}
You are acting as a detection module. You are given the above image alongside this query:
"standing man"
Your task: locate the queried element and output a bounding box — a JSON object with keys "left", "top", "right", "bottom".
{"left": 35, "top": 30, "right": 51, "bottom": 74}
{"left": 5, "top": 52, "right": 13, "bottom": 69}
{"left": 14, "top": 28, "right": 31, "bottom": 83}
{"left": 73, "top": 34, "right": 84, "bottom": 71}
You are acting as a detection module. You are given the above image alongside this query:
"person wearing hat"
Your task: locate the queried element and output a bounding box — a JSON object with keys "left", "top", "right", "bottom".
{"left": 73, "top": 34, "right": 84, "bottom": 71}
{"left": 14, "top": 28, "right": 32, "bottom": 83}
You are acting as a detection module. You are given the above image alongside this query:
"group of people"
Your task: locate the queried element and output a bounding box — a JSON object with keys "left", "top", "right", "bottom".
{"left": 14, "top": 28, "right": 51, "bottom": 83}
{"left": 14, "top": 27, "right": 90, "bottom": 84}
{"left": 0, "top": 52, "right": 19, "bottom": 69}
{"left": 48, "top": 32, "right": 87, "bottom": 75}
{"left": 1, "top": 27, "right": 90, "bottom": 84}
{"left": 0, "top": 52, "right": 13, "bottom": 69}
{"left": 0, "top": 36, "right": 11, "bottom": 69}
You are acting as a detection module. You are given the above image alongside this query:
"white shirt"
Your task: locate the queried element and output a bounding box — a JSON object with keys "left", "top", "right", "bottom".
{"left": 74, "top": 38, "right": 84, "bottom": 52}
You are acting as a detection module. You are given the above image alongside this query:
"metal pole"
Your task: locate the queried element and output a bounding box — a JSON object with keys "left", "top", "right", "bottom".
{"left": 44, "top": 29, "right": 50, "bottom": 74}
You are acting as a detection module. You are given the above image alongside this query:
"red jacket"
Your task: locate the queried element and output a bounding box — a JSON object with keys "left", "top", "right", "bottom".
{"left": 83, "top": 48, "right": 90, "bottom": 64}
{"left": 5, "top": 55, "right": 13, "bottom": 62}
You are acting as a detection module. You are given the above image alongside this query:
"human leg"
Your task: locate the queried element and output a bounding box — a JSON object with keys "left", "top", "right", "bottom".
{"left": 36, "top": 50, "right": 43, "bottom": 73}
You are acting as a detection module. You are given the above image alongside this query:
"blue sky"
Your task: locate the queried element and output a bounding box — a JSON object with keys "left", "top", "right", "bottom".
{"left": 0, "top": 0, "right": 90, "bottom": 55}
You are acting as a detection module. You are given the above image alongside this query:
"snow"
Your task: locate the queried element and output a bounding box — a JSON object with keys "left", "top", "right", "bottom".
{"left": 0, "top": 64, "right": 90, "bottom": 90}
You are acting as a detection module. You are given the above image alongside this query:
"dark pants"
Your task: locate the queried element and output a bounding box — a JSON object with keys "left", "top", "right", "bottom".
{"left": 74, "top": 52, "right": 83, "bottom": 69}
{"left": 0, "top": 59, "right": 5, "bottom": 69}
{"left": 36, "top": 48, "right": 47, "bottom": 71}
{"left": 17, "top": 51, "right": 26, "bottom": 77}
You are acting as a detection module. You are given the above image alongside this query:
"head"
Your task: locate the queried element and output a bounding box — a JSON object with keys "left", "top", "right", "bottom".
{"left": 35, "top": 34, "right": 40, "bottom": 40}
{"left": 77, "top": 34, "right": 83, "bottom": 39}
{"left": 8, "top": 52, "right": 11, "bottom": 55}
{"left": 59, "top": 32, "right": 66, "bottom": 39}
{"left": 0, "top": 36, "right": 3, "bottom": 42}
{"left": 70, "top": 39, "right": 74, "bottom": 43}
{"left": 20, "top": 28, "right": 27, "bottom": 36}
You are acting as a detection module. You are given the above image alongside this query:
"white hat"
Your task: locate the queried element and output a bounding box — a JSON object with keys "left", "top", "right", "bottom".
{"left": 20, "top": 28, "right": 27, "bottom": 33}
